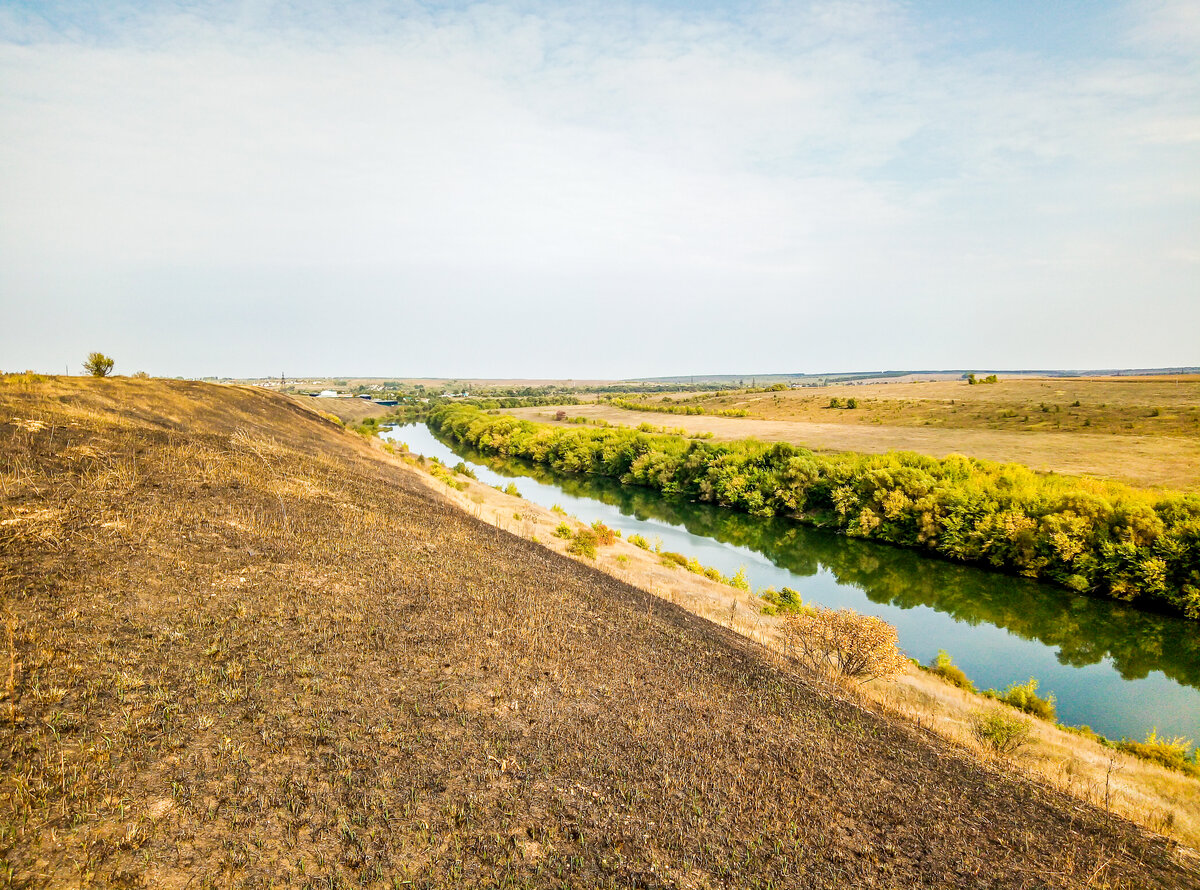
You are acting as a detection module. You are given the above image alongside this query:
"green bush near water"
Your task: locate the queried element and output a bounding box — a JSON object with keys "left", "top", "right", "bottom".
{"left": 760, "top": 586, "right": 805, "bottom": 615}
{"left": 428, "top": 404, "right": 1200, "bottom": 619}
{"left": 969, "top": 709, "right": 1032, "bottom": 756}
{"left": 983, "top": 677, "right": 1057, "bottom": 721}
{"left": 928, "top": 649, "right": 976, "bottom": 693}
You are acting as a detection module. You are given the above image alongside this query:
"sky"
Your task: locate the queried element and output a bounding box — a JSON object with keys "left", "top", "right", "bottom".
{"left": 1, "top": 0, "right": 1197, "bottom": 379}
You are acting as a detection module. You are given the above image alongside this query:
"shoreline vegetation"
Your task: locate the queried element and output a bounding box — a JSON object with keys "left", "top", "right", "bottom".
{"left": 427, "top": 404, "right": 1200, "bottom": 619}
{"left": 384, "top": 426, "right": 1200, "bottom": 850}
{"left": 405, "top": 438, "right": 1200, "bottom": 784}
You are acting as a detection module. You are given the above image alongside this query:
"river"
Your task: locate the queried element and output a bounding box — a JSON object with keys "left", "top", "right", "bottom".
{"left": 382, "top": 423, "right": 1200, "bottom": 742}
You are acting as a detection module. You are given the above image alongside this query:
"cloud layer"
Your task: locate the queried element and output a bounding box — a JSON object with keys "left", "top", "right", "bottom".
{"left": 1, "top": 1, "right": 1197, "bottom": 376}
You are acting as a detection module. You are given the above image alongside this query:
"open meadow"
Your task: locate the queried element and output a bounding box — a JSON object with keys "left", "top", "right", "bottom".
{"left": 2, "top": 376, "right": 1195, "bottom": 887}
{"left": 510, "top": 376, "right": 1200, "bottom": 491}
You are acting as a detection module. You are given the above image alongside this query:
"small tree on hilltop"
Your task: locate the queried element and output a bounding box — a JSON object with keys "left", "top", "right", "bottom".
{"left": 83, "top": 352, "right": 115, "bottom": 377}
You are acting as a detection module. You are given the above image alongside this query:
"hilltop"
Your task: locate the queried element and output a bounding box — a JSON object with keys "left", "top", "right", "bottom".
{"left": 1, "top": 376, "right": 1195, "bottom": 887}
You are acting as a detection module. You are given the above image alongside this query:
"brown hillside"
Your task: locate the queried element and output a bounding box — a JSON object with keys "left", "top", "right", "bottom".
{"left": 1, "top": 376, "right": 1194, "bottom": 888}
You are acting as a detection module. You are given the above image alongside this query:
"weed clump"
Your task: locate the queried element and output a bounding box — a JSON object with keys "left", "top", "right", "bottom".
{"left": 659, "top": 551, "right": 688, "bottom": 568}
{"left": 970, "top": 709, "right": 1032, "bottom": 756}
{"left": 567, "top": 528, "right": 599, "bottom": 559}
{"left": 927, "top": 649, "right": 975, "bottom": 693}
{"left": 759, "top": 586, "right": 804, "bottom": 616}
{"left": 628, "top": 533, "right": 650, "bottom": 550}
{"left": 553, "top": 522, "right": 573, "bottom": 539}
{"left": 983, "top": 678, "right": 1056, "bottom": 721}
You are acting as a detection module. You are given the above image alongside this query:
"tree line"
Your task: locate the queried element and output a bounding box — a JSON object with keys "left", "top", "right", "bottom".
{"left": 429, "top": 405, "right": 1200, "bottom": 619}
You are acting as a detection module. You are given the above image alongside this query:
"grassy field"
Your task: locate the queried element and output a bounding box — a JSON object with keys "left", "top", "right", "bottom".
{"left": 2, "top": 375, "right": 1196, "bottom": 887}
{"left": 702, "top": 377, "right": 1200, "bottom": 437}
{"left": 511, "top": 377, "right": 1200, "bottom": 491}
{"left": 291, "top": 393, "right": 394, "bottom": 423}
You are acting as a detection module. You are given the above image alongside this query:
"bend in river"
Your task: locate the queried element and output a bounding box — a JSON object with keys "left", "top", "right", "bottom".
{"left": 383, "top": 423, "right": 1200, "bottom": 742}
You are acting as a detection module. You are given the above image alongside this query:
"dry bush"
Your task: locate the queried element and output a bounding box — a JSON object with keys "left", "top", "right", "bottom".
{"left": 782, "top": 607, "right": 908, "bottom": 684}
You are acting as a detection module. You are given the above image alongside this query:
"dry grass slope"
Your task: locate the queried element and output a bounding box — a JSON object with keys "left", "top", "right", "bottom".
{"left": 1, "top": 376, "right": 1195, "bottom": 888}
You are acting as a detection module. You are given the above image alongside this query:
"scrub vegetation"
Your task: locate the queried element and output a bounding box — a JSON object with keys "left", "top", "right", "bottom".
{"left": 430, "top": 405, "right": 1200, "bottom": 618}
{"left": 3, "top": 375, "right": 1195, "bottom": 887}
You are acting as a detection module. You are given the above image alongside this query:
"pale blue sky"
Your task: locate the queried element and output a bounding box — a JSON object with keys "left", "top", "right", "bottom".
{"left": 1, "top": 1, "right": 1197, "bottom": 378}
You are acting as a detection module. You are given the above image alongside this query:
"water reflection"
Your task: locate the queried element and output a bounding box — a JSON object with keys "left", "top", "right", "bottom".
{"left": 384, "top": 424, "right": 1200, "bottom": 739}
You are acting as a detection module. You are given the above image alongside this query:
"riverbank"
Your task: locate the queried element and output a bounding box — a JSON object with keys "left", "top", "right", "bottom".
{"left": 431, "top": 405, "right": 1200, "bottom": 620}
{"left": 383, "top": 432, "right": 1200, "bottom": 850}
{"left": 2, "top": 375, "right": 1195, "bottom": 887}
{"left": 506, "top": 375, "right": 1200, "bottom": 491}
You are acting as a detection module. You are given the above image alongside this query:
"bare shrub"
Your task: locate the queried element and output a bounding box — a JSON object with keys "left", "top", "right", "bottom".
{"left": 782, "top": 607, "right": 907, "bottom": 684}
{"left": 970, "top": 709, "right": 1033, "bottom": 756}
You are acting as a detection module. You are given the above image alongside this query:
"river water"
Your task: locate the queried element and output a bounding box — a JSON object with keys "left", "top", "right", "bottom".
{"left": 382, "top": 423, "right": 1200, "bottom": 742}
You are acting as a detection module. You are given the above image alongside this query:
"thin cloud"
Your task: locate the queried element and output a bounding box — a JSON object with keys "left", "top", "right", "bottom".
{"left": 0, "top": 1, "right": 1196, "bottom": 376}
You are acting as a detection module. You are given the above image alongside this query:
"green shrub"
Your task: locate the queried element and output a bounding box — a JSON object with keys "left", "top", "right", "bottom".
{"left": 83, "top": 352, "right": 115, "bottom": 377}
{"left": 567, "top": 529, "right": 598, "bottom": 558}
{"left": 659, "top": 551, "right": 688, "bottom": 568}
{"left": 553, "top": 522, "right": 573, "bottom": 539}
{"left": 983, "top": 678, "right": 1056, "bottom": 721}
{"left": 551, "top": 504, "right": 566, "bottom": 515}
{"left": 760, "top": 586, "right": 804, "bottom": 615}
{"left": 928, "top": 650, "right": 975, "bottom": 693}
{"left": 628, "top": 533, "right": 650, "bottom": 550}
{"left": 726, "top": 566, "right": 750, "bottom": 591}
{"left": 503, "top": 483, "right": 521, "bottom": 498}
{"left": 1116, "top": 730, "right": 1199, "bottom": 776}
{"left": 453, "top": 462, "right": 477, "bottom": 479}
{"left": 970, "top": 709, "right": 1032, "bottom": 756}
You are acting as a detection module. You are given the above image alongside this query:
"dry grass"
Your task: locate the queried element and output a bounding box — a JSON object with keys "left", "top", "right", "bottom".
{"left": 512, "top": 376, "right": 1200, "bottom": 491}
{"left": 289, "top": 394, "right": 394, "bottom": 424}
{"left": 396, "top": 444, "right": 1200, "bottom": 854}
{"left": 1, "top": 376, "right": 1196, "bottom": 888}
{"left": 714, "top": 377, "right": 1200, "bottom": 436}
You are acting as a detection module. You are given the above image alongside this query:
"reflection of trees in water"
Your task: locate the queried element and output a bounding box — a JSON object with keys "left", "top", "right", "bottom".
{"left": 445, "top": 435, "right": 1200, "bottom": 690}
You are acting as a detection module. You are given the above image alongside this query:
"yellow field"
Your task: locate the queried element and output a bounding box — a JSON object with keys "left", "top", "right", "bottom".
{"left": 702, "top": 376, "right": 1200, "bottom": 436}
{"left": 512, "top": 377, "right": 1200, "bottom": 491}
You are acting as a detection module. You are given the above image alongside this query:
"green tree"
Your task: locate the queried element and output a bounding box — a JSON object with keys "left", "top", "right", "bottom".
{"left": 83, "top": 352, "right": 115, "bottom": 377}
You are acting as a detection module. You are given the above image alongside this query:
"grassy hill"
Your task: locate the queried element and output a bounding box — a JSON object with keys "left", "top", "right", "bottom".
{"left": 1, "top": 376, "right": 1195, "bottom": 888}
